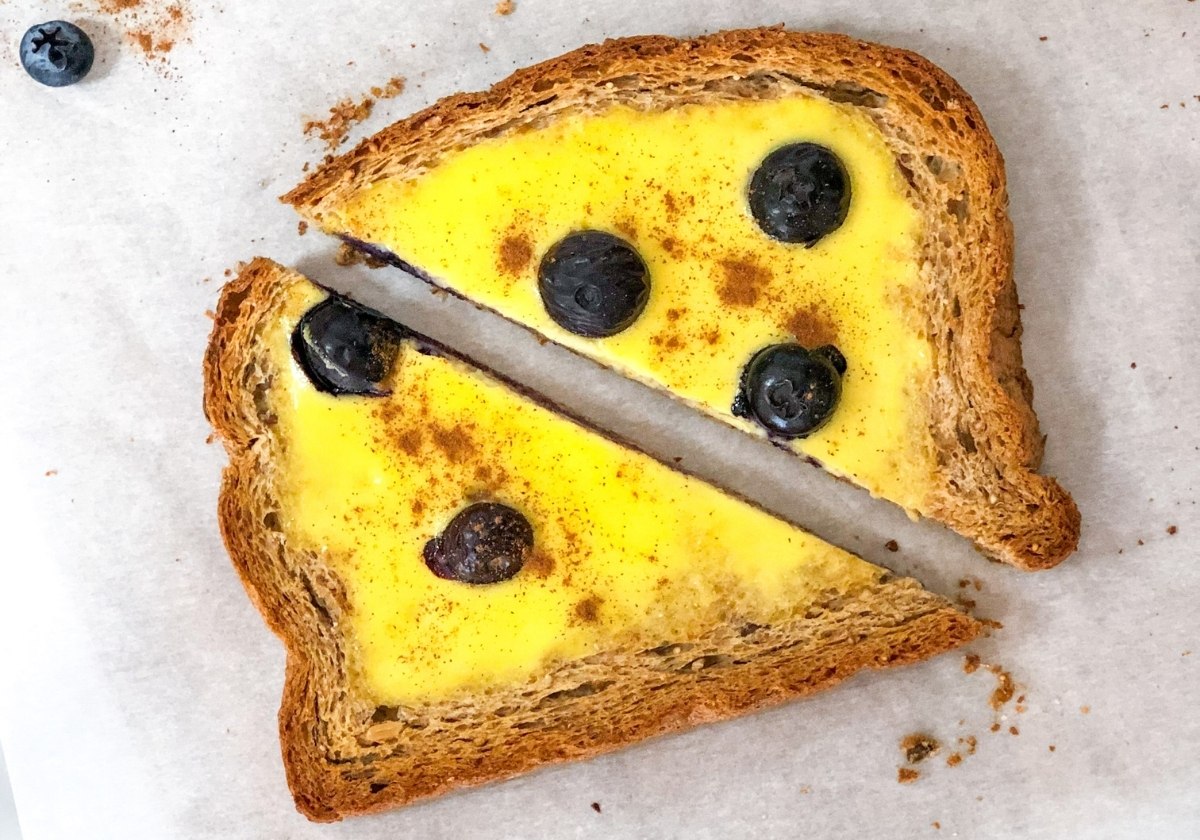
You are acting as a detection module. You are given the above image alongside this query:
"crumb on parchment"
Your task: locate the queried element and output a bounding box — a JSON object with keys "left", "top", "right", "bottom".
{"left": 303, "top": 77, "right": 407, "bottom": 151}
{"left": 897, "top": 768, "right": 920, "bottom": 784}
{"left": 901, "top": 733, "right": 941, "bottom": 764}
{"left": 495, "top": 0, "right": 515, "bottom": 14}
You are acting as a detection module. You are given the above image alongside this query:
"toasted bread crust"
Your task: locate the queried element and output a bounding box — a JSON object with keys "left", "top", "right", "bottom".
{"left": 285, "top": 28, "right": 1080, "bottom": 570}
{"left": 203, "top": 258, "right": 979, "bottom": 821}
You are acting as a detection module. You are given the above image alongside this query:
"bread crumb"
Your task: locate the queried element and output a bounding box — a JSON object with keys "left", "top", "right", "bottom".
{"left": 1049, "top": 745, "right": 1056, "bottom": 752}
{"left": 298, "top": 221, "right": 308, "bottom": 236}
{"left": 1039, "top": 35, "right": 1048, "bottom": 41}
{"left": 932, "top": 822, "right": 941, "bottom": 830}
{"left": 799, "top": 785, "right": 811, "bottom": 794}
{"left": 963, "top": 654, "right": 981, "bottom": 674}
{"left": 1167, "top": 525, "right": 1178, "bottom": 535}
{"left": 946, "top": 753, "right": 963, "bottom": 767}
{"left": 884, "top": 539, "right": 899, "bottom": 552}
{"left": 204, "top": 309, "right": 216, "bottom": 321}
{"left": 1009, "top": 726, "right": 1020, "bottom": 736}
{"left": 988, "top": 666, "right": 1015, "bottom": 710}
{"left": 897, "top": 768, "right": 920, "bottom": 784}
{"left": 957, "top": 596, "right": 977, "bottom": 609}
{"left": 901, "top": 733, "right": 941, "bottom": 764}
{"left": 205, "top": 433, "right": 216, "bottom": 445}
{"left": 1080, "top": 705, "right": 1090, "bottom": 714}
{"left": 495, "top": 0, "right": 515, "bottom": 14}
{"left": 1137, "top": 539, "right": 1145, "bottom": 546}
{"left": 303, "top": 77, "right": 406, "bottom": 151}
{"left": 964, "top": 735, "right": 977, "bottom": 755}
{"left": 44, "top": 469, "right": 58, "bottom": 477}
{"left": 990, "top": 723, "right": 1001, "bottom": 733}
{"left": 1130, "top": 362, "right": 1137, "bottom": 368}
{"left": 590, "top": 802, "right": 601, "bottom": 813}
{"left": 335, "top": 242, "right": 387, "bottom": 269}
{"left": 479, "top": 42, "right": 491, "bottom": 52}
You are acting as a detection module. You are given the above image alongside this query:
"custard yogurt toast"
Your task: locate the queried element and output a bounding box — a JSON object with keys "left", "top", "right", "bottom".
{"left": 286, "top": 28, "right": 1080, "bottom": 570}
{"left": 203, "top": 259, "right": 979, "bottom": 820}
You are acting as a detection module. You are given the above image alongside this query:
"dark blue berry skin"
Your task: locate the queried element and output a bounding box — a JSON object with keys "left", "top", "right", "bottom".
{"left": 291, "top": 296, "right": 405, "bottom": 396}
{"left": 748, "top": 143, "right": 850, "bottom": 246}
{"left": 538, "top": 231, "right": 650, "bottom": 337}
{"left": 733, "top": 343, "right": 847, "bottom": 438}
{"left": 424, "top": 503, "right": 533, "bottom": 584}
{"left": 20, "top": 21, "right": 95, "bottom": 87}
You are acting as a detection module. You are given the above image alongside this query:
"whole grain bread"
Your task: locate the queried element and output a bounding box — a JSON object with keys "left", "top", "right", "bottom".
{"left": 203, "top": 258, "right": 979, "bottom": 821}
{"left": 285, "top": 28, "right": 1080, "bottom": 571}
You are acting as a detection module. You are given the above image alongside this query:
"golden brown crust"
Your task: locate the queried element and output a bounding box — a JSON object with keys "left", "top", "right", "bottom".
{"left": 203, "top": 258, "right": 979, "bottom": 821}
{"left": 284, "top": 27, "right": 1080, "bottom": 570}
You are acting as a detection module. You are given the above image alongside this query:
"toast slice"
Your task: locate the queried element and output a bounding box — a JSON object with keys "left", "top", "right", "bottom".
{"left": 203, "top": 258, "right": 979, "bottom": 821}
{"left": 285, "top": 28, "right": 1080, "bottom": 571}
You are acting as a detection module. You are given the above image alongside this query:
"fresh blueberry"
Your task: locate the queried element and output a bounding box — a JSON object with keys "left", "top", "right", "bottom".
{"left": 424, "top": 503, "right": 533, "bottom": 584}
{"left": 20, "top": 21, "right": 95, "bottom": 88}
{"left": 291, "top": 296, "right": 405, "bottom": 396}
{"left": 748, "top": 143, "right": 850, "bottom": 246}
{"left": 733, "top": 343, "right": 847, "bottom": 438}
{"left": 538, "top": 231, "right": 650, "bottom": 337}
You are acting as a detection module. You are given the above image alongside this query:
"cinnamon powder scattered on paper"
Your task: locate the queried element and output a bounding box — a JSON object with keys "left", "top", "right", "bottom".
{"left": 86, "top": 0, "right": 191, "bottom": 71}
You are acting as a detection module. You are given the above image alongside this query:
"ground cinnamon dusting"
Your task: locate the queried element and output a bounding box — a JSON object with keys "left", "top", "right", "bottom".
{"left": 783, "top": 304, "right": 837, "bottom": 347}
{"left": 524, "top": 550, "right": 555, "bottom": 578}
{"left": 498, "top": 234, "right": 533, "bottom": 274}
{"left": 89, "top": 0, "right": 191, "bottom": 71}
{"left": 304, "top": 77, "right": 406, "bottom": 151}
{"left": 717, "top": 258, "right": 772, "bottom": 307}
{"left": 574, "top": 595, "right": 602, "bottom": 623}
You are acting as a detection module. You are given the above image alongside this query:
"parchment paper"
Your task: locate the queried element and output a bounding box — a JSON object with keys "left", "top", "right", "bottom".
{"left": 1, "top": 1, "right": 1197, "bottom": 837}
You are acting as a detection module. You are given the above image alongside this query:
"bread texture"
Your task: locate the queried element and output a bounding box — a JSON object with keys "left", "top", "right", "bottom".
{"left": 203, "top": 258, "right": 979, "bottom": 821}
{"left": 285, "top": 28, "right": 1080, "bottom": 571}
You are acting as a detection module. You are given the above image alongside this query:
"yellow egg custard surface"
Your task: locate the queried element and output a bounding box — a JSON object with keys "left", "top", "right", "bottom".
{"left": 331, "top": 95, "right": 937, "bottom": 512}
{"left": 269, "top": 283, "right": 888, "bottom": 706}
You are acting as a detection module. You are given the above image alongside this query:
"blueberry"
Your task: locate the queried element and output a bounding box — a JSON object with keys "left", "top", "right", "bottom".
{"left": 733, "top": 343, "right": 847, "bottom": 438}
{"left": 20, "top": 21, "right": 94, "bottom": 88}
{"left": 748, "top": 143, "right": 850, "bottom": 246}
{"left": 538, "top": 231, "right": 650, "bottom": 337}
{"left": 423, "top": 503, "right": 533, "bottom": 584}
{"left": 291, "top": 296, "right": 405, "bottom": 396}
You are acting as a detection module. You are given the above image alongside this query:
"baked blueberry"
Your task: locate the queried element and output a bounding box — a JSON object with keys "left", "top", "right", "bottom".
{"left": 748, "top": 143, "right": 850, "bottom": 246}
{"left": 291, "top": 296, "right": 405, "bottom": 396}
{"left": 538, "top": 231, "right": 650, "bottom": 337}
{"left": 20, "top": 21, "right": 94, "bottom": 88}
{"left": 733, "top": 343, "right": 846, "bottom": 438}
{"left": 424, "top": 503, "right": 533, "bottom": 584}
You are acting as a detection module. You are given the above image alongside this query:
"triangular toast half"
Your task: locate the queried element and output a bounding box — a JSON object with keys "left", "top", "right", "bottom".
{"left": 285, "top": 29, "right": 1079, "bottom": 570}
{"left": 203, "top": 258, "right": 978, "bottom": 820}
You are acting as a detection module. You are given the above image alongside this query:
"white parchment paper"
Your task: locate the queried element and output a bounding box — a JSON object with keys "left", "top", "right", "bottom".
{"left": 1, "top": 1, "right": 1197, "bottom": 837}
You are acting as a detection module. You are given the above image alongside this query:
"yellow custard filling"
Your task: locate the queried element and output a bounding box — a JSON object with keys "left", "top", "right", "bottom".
{"left": 332, "top": 96, "right": 936, "bottom": 511}
{"left": 270, "top": 284, "right": 886, "bottom": 705}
